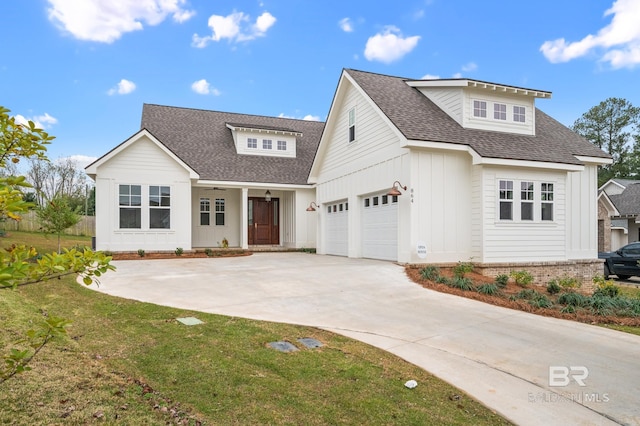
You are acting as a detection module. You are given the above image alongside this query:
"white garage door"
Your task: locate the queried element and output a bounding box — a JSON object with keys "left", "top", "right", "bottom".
{"left": 362, "top": 194, "right": 398, "bottom": 261}
{"left": 325, "top": 201, "right": 348, "bottom": 256}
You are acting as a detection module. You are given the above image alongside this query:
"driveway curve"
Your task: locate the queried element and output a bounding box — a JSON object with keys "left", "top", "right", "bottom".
{"left": 91, "top": 253, "right": 639, "bottom": 426}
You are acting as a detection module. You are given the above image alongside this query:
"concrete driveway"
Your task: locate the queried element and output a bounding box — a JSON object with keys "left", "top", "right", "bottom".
{"left": 91, "top": 253, "right": 640, "bottom": 426}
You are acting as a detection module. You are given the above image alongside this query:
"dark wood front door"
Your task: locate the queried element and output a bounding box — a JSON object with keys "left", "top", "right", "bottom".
{"left": 248, "top": 197, "right": 279, "bottom": 245}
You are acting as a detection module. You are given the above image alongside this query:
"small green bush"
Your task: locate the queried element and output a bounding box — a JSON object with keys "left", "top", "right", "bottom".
{"left": 103, "top": 250, "right": 114, "bottom": 257}
{"left": 175, "top": 247, "right": 184, "bottom": 256}
{"left": 450, "top": 276, "right": 474, "bottom": 291}
{"left": 515, "top": 288, "right": 537, "bottom": 300}
{"left": 557, "top": 292, "right": 589, "bottom": 308}
{"left": 137, "top": 249, "right": 145, "bottom": 257}
{"left": 453, "top": 261, "right": 474, "bottom": 278}
{"left": 204, "top": 248, "right": 213, "bottom": 257}
{"left": 557, "top": 275, "right": 581, "bottom": 290}
{"left": 435, "top": 276, "right": 449, "bottom": 285}
{"left": 589, "top": 294, "right": 615, "bottom": 316}
{"left": 494, "top": 274, "right": 509, "bottom": 288}
{"left": 530, "top": 294, "right": 553, "bottom": 309}
{"left": 592, "top": 276, "right": 620, "bottom": 298}
{"left": 510, "top": 270, "right": 534, "bottom": 287}
{"left": 477, "top": 283, "right": 499, "bottom": 295}
{"left": 546, "top": 280, "right": 562, "bottom": 295}
{"left": 560, "top": 305, "right": 576, "bottom": 314}
{"left": 420, "top": 265, "right": 440, "bottom": 281}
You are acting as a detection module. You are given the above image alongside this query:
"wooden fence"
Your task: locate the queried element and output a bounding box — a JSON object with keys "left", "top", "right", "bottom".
{"left": 2, "top": 211, "right": 95, "bottom": 236}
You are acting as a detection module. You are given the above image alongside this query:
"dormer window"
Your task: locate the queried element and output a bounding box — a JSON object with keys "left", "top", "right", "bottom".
{"left": 262, "top": 139, "right": 272, "bottom": 150}
{"left": 227, "top": 123, "right": 300, "bottom": 158}
{"left": 473, "top": 100, "right": 487, "bottom": 118}
{"left": 513, "top": 106, "right": 526, "bottom": 123}
{"left": 247, "top": 138, "right": 257, "bottom": 149}
{"left": 494, "top": 103, "right": 507, "bottom": 120}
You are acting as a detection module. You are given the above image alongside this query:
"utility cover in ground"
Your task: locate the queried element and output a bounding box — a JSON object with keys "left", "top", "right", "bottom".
{"left": 176, "top": 317, "right": 204, "bottom": 326}
{"left": 268, "top": 341, "right": 299, "bottom": 352}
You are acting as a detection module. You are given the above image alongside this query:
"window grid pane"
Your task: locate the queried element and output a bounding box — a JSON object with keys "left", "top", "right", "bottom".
{"left": 513, "top": 106, "right": 525, "bottom": 123}
{"left": 277, "top": 140, "right": 286, "bottom": 150}
{"left": 473, "top": 100, "right": 487, "bottom": 118}
{"left": 215, "top": 199, "right": 225, "bottom": 226}
{"left": 247, "top": 138, "right": 257, "bottom": 148}
{"left": 494, "top": 103, "right": 507, "bottom": 120}
{"left": 262, "top": 139, "right": 272, "bottom": 149}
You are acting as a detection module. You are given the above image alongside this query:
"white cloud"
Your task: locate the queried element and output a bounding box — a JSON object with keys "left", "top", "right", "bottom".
{"left": 64, "top": 155, "right": 98, "bottom": 168}
{"left": 540, "top": 0, "right": 640, "bottom": 68}
{"left": 14, "top": 113, "right": 58, "bottom": 129}
{"left": 47, "top": 0, "right": 195, "bottom": 43}
{"left": 278, "top": 113, "right": 321, "bottom": 121}
{"left": 108, "top": 79, "right": 136, "bottom": 95}
{"left": 191, "top": 79, "right": 220, "bottom": 95}
{"left": 364, "top": 26, "right": 420, "bottom": 64}
{"left": 421, "top": 73, "right": 440, "bottom": 79}
{"left": 339, "top": 18, "right": 354, "bottom": 33}
{"left": 192, "top": 10, "right": 276, "bottom": 47}
{"left": 452, "top": 72, "right": 463, "bottom": 78}
{"left": 461, "top": 62, "right": 477, "bottom": 72}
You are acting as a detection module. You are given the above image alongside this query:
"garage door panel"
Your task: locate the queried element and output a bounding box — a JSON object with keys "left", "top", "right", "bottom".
{"left": 362, "top": 195, "right": 397, "bottom": 261}
{"left": 325, "top": 201, "right": 348, "bottom": 256}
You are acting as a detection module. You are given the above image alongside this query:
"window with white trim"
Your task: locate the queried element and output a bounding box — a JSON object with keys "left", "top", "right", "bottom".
{"left": 541, "top": 183, "right": 554, "bottom": 221}
{"left": 277, "top": 140, "right": 286, "bottom": 151}
{"left": 200, "top": 198, "right": 210, "bottom": 226}
{"left": 520, "top": 181, "right": 534, "bottom": 221}
{"left": 149, "top": 186, "right": 170, "bottom": 229}
{"left": 262, "top": 139, "right": 272, "bottom": 150}
{"left": 348, "top": 107, "right": 356, "bottom": 142}
{"left": 499, "top": 180, "right": 513, "bottom": 220}
{"left": 494, "top": 103, "right": 507, "bottom": 120}
{"left": 119, "top": 184, "right": 141, "bottom": 228}
{"left": 215, "top": 198, "right": 225, "bottom": 226}
{"left": 513, "top": 106, "right": 526, "bottom": 123}
{"left": 247, "top": 138, "right": 257, "bottom": 149}
{"left": 473, "top": 100, "right": 487, "bottom": 118}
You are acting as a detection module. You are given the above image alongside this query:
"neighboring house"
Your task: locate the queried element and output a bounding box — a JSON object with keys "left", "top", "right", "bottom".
{"left": 87, "top": 68, "right": 611, "bottom": 282}
{"left": 598, "top": 179, "right": 640, "bottom": 251}
{"left": 308, "top": 69, "right": 611, "bottom": 281}
{"left": 86, "top": 106, "right": 324, "bottom": 251}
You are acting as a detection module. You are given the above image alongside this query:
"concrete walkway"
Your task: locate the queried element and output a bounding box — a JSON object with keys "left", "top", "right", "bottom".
{"left": 90, "top": 253, "right": 640, "bottom": 426}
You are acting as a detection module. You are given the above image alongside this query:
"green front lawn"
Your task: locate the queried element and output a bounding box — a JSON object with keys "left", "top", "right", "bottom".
{"left": 1, "top": 232, "right": 509, "bottom": 425}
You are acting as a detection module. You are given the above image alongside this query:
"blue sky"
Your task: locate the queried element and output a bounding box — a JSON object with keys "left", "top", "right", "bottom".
{"left": 2, "top": 0, "right": 639, "bottom": 167}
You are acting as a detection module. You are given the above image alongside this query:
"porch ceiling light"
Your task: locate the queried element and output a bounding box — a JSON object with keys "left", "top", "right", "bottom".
{"left": 306, "top": 202, "right": 318, "bottom": 212}
{"left": 265, "top": 190, "right": 271, "bottom": 202}
{"left": 386, "top": 181, "right": 407, "bottom": 196}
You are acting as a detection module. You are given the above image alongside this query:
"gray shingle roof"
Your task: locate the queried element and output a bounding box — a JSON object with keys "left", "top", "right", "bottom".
{"left": 609, "top": 183, "right": 640, "bottom": 216}
{"left": 345, "top": 69, "right": 610, "bottom": 165}
{"left": 140, "top": 104, "right": 325, "bottom": 185}
{"left": 612, "top": 178, "right": 640, "bottom": 188}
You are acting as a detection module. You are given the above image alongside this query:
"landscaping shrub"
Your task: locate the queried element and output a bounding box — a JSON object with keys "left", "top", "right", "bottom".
{"left": 529, "top": 294, "right": 553, "bottom": 309}
{"left": 510, "top": 270, "right": 533, "bottom": 287}
{"left": 204, "top": 248, "right": 213, "bottom": 256}
{"left": 175, "top": 247, "right": 184, "bottom": 256}
{"left": 557, "top": 292, "right": 589, "bottom": 308}
{"left": 556, "top": 275, "right": 581, "bottom": 290}
{"left": 514, "top": 288, "right": 537, "bottom": 300}
{"left": 546, "top": 280, "right": 561, "bottom": 295}
{"left": 450, "top": 276, "right": 475, "bottom": 291}
{"left": 589, "top": 294, "right": 615, "bottom": 316}
{"left": 435, "top": 276, "right": 449, "bottom": 285}
{"left": 592, "top": 276, "right": 620, "bottom": 298}
{"left": 453, "top": 261, "right": 474, "bottom": 278}
{"left": 137, "top": 249, "right": 145, "bottom": 257}
{"left": 420, "top": 265, "right": 440, "bottom": 281}
{"left": 477, "top": 283, "right": 499, "bottom": 295}
{"left": 494, "top": 274, "right": 509, "bottom": 288}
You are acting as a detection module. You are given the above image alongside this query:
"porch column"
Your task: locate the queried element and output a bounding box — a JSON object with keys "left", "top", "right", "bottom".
{"left": 241, "top": 187, "right": 249, "bottom": 249}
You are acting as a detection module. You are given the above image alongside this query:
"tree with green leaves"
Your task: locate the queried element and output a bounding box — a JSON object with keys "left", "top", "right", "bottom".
{"left": 36, "top": 196, "right": 81, "bottom": 253}
{"left": 0, "top": 106, "right": 114, "bottom": 383}
{"left": 572, "top": 97, "right": 640, "bottom": 185}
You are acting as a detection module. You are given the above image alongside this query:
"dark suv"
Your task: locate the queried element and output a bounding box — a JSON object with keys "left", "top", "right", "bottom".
{"left": 599, "top": 242, "right": 640, "bottom": 280}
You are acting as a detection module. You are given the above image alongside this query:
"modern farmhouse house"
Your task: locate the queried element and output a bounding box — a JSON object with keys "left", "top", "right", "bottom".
{"left": 87, "top": 68, "right": 611, "bottom": 279}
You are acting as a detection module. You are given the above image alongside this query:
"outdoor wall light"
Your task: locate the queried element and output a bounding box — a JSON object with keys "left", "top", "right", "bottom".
{"left": 306, "top": 202, "right": 318, "bottom": 212}
{"left": 386, "top": 181, "right": 407, "bottom": 196}
{"left": 265, "top": 190, "right": 272, "bottom": 202}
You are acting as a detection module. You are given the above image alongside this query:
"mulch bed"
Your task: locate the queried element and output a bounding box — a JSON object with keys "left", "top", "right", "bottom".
{"left": 405, "top": 266, "right": 640, "bottom": 327}
{"left": 110, "top": 250, "right": 251, "bottom": 261}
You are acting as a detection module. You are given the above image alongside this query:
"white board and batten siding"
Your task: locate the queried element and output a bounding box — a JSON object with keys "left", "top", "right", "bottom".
{"left": 94, "top": 135, "right": 192, "bottom": 252}
{"left": 314, "top": 78, "right": 408, "bottom": 260}
{"left": 566, "top": 165, "right": 599, "bottom": 259}
{"left": 480, "top": 167, "right": 567, "bottom": 263}
{"left": 408, "top": 149, "right": 473, "bottom": 263}
{"left": 191, "top": 188, "right": 241, "bottom": 248}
